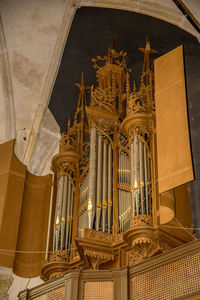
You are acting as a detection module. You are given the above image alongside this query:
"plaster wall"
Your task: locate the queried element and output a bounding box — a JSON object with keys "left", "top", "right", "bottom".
{"left": 0, "top": 0, "right": 65, "bottom": 132}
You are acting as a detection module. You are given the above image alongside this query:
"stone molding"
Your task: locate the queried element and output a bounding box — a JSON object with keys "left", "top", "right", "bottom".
{"left": 0, "top": 12, "right": 15, "bottom": 142}
{"left": 80, "top": 0, "right": 200, "bottom": 40}
{"left": 0, "top": 273, "right": 13, "bottom": 300}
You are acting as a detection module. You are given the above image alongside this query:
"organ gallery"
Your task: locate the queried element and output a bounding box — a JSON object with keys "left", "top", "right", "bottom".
{"left": 40, "top": 39, "right": 194, "bottom": 281}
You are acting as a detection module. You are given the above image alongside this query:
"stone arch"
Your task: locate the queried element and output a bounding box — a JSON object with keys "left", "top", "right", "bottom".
{"left": 0, "top": 12, "right": 15, "bottom": 142}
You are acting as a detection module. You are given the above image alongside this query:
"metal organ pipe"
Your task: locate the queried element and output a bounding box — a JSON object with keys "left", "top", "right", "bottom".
{"left": 61, "top": 176, "right": 68, "bottom": 250}
{"left": 108, "top": 143, "right": 112, "bottom": 233}
{"left": 69, "top": 185, "right": 74, "bottom": 250}
{"left": 119, "top": 189, "right": 122, "bottom": 233}
{"left": 88, "top": 127, "right": 97, "bottom": 229}
{"left": 118, "top": 152, "right": 131, "bottom": 233}
{"left": 54, "top": 176, "right": 63, "bottom": 251}
{"left": 79, "top": 132, "right": 113, "bottom": 234}
{"left": 78, "top": 173, "right": 89, "bottom": 237}
{"left": 147, "top": 148, "right": 151, "bottom": 215}
{"left": 134, "top": 136, "right": 140, "bottom": 215}
{"left": 102, "top": 140, "right": 108, "bottom": 232}
{"left": 65, "top": 180, "right": 71, "bottom": 250}
{"left": 96, "top": 134, "right": 103, "bottom": 231}
{"left": 122, "top": 189, "right": 124, "bottom": 232}
{"left": 53, "top": 175, "right": 75, "bottom": 253}
{"left": 144, "top": 144, "right": 149, "bottom": 214}
{"left": 122, "top": 154, "right": 123, "bottom": 178}
{"left": 130, "top": 138, "right": 152, "bottom": 219}
{"left": 130, "top": 142, "right": 135, "bottom": 217}
{"left": 139, "top": 140, "right": 144, "bottom": 214}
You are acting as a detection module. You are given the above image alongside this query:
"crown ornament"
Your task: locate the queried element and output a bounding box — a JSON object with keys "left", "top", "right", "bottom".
{"left": 91, "top": 41, "right": 131, "bottom": 72}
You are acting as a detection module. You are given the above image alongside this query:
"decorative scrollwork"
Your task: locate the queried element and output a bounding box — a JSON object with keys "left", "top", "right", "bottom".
{"left": 91, "top": 86, "right": 116, "bottom": 113}
{"left": 131, "top": 214, "right": 153, "bottom": 227}
{"left": 91, "top": 42, "right": 130, "bottom": 71}
{"left": 60, "top": 131, "right": 79, "bottom": 153}
{"left": 128, "top": 239, "right": 172, "bottom": 266}
{"left": 127, "top": 93, "right": 148, "bottom": 115}
{"left": 118, "top": 132, "right": 129, "bottom": 156}
{"left": 80, "top": 141, "right": 90, "bottom": 181}
{"left": 53, "top": 162, "right": 76, "bottom": 188}
{"left": 84, "top": 228, "right": 114, "bottom": 244}
{"left": 49, "top": 250, "right": 68, "bottom": 262}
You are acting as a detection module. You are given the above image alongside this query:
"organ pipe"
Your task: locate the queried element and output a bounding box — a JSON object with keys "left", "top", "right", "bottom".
{"left": 96, "top": 134, "right": 103, "bottom": 231}
{"left": 88, "top": 127, "right": 97, "bottom": 229}
{"left": 52, "top": 175, "right": 75, "bottom": 252}
{"left": 129, "top": 138, "right": 152, "bottom": 219}
{"left": 139, "top": 140, "right": 144, "bottom": 214}
{"left": 69, "top": 186, "right": 74, "bottom": 251}
{"left": 54, "top": 176, "right": 64, "bottom": 251}
{"left": 135, "top": 136, "right": 140, "bottom": 215}
{"left": 119, "top": 189, "right": 122, "bottom": 232}
{"left": 108, "top": 143, "right": 112, "bottom": 233}
{"left": 61, "top": 176, "right": 68, "bottom": 250}
{"left": 102, "top": 140, "right": 108, "bottom": 232}
{"left": 144, "top": 144, "right": 149, "bottom": 214}
{"left": 118, "top": 151, "right": 131, "bottom": 233}
{"left": 147, "top": 149, "right": 151, "bottom": 214}
{"left": 65, "top": 180, "right": 71, "bottom": 250}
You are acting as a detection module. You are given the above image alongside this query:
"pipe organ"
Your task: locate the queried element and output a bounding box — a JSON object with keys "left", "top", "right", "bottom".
{"left": 42, "top": 40, "right": 194, "bottom": 281}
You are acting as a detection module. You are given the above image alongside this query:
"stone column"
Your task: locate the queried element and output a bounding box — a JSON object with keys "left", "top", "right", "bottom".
{"left": 0, "top": 269, "right": 13, "bottom": 300}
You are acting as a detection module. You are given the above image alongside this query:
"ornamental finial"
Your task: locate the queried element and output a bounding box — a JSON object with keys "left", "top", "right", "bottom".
{"left": 91, "top": 41, "right": 131, "bottom": 71}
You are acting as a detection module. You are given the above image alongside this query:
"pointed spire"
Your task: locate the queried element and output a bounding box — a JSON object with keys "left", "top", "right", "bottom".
{"left": 74, "top": 72, "right": 90, "bottom": 118}
{"left": 108, "top": 40, "right": 115, "bottom": 64}
{"left": 138, "top": 37, "right": 158, "bottom": 74}
{"left": 75, "top": 72, "right": 90, "bottom": 94}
